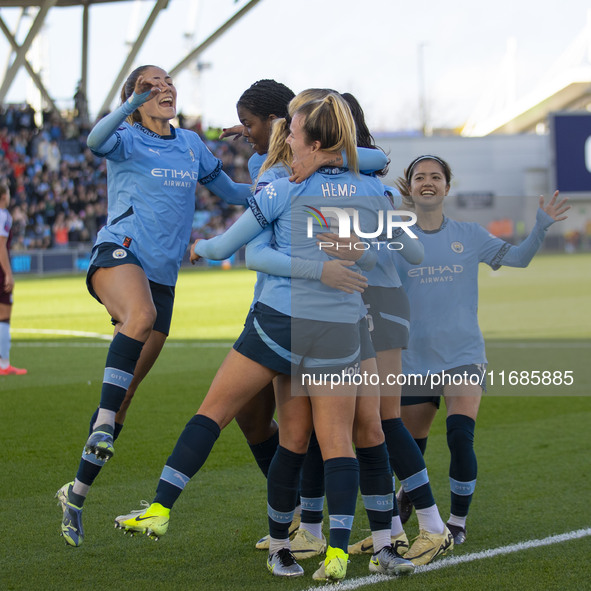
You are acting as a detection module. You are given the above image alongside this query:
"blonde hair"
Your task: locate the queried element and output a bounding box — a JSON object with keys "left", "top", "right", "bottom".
{"left": 293, "top": 91, "right": 358, "bottom": 173}
{"left": 259, "top": 117, "right": 292, "bottom": 177}
{"left": 288, "top": 88, "right": 332, "bottom": 116}
{"left": 259, "top": 89, "right": 359, "bottom": 179}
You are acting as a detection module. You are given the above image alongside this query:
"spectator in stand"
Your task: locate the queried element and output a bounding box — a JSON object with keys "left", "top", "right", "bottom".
{"left": 52, "top": 211, "right": 69, "bottom": 248}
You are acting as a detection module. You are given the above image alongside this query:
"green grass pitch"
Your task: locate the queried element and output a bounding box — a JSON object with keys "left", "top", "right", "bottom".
{"left": 1, "top": 253, "right": 590, "bottom": 590}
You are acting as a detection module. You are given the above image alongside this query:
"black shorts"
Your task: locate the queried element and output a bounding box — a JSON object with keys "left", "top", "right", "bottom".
{"left": 86, "top": 242, "right": 175, "bottom": 335}
{"left": 293, "top": 316, "right": 360, "bottom": 378}
{"left": 234, "top": 302, "right": 360, "bottom": 377}
{"left": 362, "top": 286, "right": 410, "bottom": 352}
{"left": 359, "top": 316, "right": 376, "bottom": 362}
{"left": 400, "top": 364, "right": 488, "bottom": 407}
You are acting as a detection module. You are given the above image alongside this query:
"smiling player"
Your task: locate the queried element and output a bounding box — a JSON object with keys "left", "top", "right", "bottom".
{"left": 56, "top": 65, "right": 253, "bottom": 548}
{"left": 394, "top": 155, "right": 569, "bottom": 545}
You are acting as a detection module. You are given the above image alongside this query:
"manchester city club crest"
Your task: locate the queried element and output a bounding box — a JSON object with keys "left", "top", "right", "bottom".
{"left": 189, "top": 148, "right": 195, "bottom": 162}
{"left": 451, "top": 241, "right": 464, "bottom": 253}
{"left": 113, "top": 248, "right": 128, "bottom": 259}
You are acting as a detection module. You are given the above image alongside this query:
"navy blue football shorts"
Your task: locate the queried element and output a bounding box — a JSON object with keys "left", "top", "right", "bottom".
{"left": 359, "top": 316, "right": 376, "bottom": 362}
{"left": 293, "top": 316, "right": 360, "bottom": 378}
{"left": 234, "top": 302, "right": 292, "bottom": 375}
{"left": 401, "top": 363, "right": 488, "bottom": 408}
{"left": 86, "top": 242, "right": 175, "bottom": 335}
{"left": 362, "top": 286, "right": 410, "bottom": 352}
{"left": 234, "top": 302, "right": 361, "bottom": 378}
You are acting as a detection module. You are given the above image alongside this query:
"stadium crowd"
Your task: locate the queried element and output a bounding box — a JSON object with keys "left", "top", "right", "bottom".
{"left": 0, "top": 103, "right": 249, "bottom": 252}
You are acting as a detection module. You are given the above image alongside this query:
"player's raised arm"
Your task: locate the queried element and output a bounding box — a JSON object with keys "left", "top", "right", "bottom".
{"left": 490, "top": 191, "right": 569, "bottom": 269}
{"left": 87, "top": 75, "right": 160, "bottom": 153}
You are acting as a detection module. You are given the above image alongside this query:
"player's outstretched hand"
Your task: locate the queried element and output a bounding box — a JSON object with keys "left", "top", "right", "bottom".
{"left": 540, "top": 190, "right": 570, "bottom": 221}
{"left": 219, "top": 125, "right": 245, "bottom": 140}
{"left": 320, "top": 259, "right": 368, "bottom": 294}
{"left": 190, "top": 239, "right": 202, "bottom": 264}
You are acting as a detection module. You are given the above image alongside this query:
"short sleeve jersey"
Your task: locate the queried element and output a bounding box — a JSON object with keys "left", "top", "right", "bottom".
{"left": 396, "top": 217, "right": 509, "bottom": 375}
{"left": 92, "top": 122, "right": 222, "bottom": 286}
{"left": 248, "top": 152, "right": 267, "bottom": 182}
{"left": 249, "top": 167, "right": 387, "bottom": 322}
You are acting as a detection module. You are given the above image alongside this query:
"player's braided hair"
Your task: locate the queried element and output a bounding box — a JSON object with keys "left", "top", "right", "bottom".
{"left": 237, "top": 79, "right": 295, "bottom": 119}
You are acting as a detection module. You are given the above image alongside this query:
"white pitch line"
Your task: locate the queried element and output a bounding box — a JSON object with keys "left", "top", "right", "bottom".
{"left": 298, "top": 528, "right": 591, "bottom": 591}
{"left": 14, "top": 340, "right": 234, "bottom": 349}
{"left": 12, "top": 328, "right": 112, "bottom": 340}
{"left": 11, "top": 328, "right": 234, "bottom": 347}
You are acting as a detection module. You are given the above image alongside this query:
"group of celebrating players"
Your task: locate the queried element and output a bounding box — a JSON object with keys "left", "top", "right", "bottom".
{"left": 55, "top": 66, "right": 569, "bottom": 583}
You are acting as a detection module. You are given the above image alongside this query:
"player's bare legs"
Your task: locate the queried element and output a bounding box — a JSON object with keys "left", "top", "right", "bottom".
{"left": 59, "top": 264, "right": 154, "bottom": 546}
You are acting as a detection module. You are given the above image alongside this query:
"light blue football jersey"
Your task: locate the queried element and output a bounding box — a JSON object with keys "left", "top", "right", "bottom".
{"left": 364, "top": 183, "right": 412, "bottom": 288}
{"left": 396, "top": 217, "right": 509, "bottom": 375}
{"left": 251, "top": 167, "right": 388, "bottom": 322}
{"left": 248, "top": 162, "right": 291, "bottom": 306}
{"left": 93, "top": 122, "right": 222, "bottom": 286}
{"left": 383, "top": 184, "right": 403, "bottom": 208}
{"left": 365, "top": 246, "right": 403, "bottom": 288}
{"left": 248, "top": 152, "right": 267, "bottom": 181}
{"left": 246, "top": 154, "right": 396, "bottom": 304}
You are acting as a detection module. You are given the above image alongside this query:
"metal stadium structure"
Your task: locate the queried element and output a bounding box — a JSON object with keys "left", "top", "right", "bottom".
{"left": 0, "top": 0, "right": 261, "bottom": 121}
